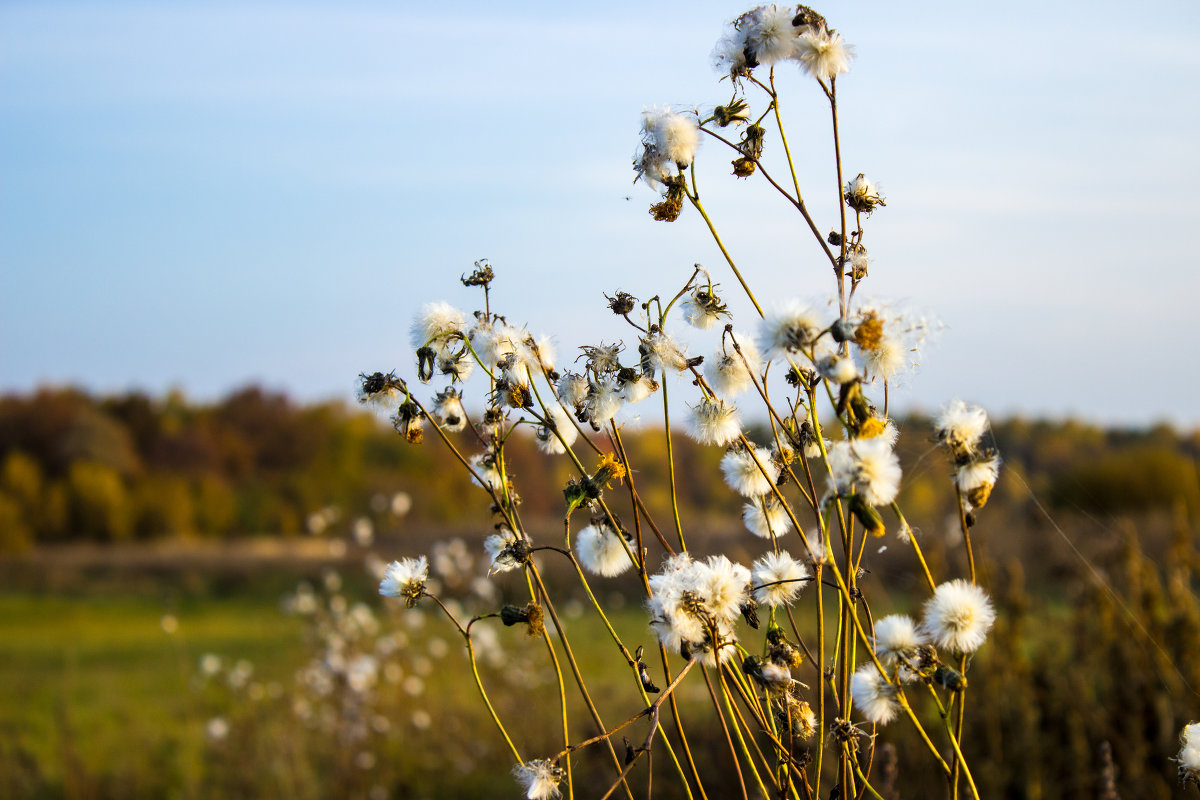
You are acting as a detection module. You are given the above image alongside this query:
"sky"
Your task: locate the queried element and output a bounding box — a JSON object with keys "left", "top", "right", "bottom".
{"left": 2, "top": 0, "right": 1198, "bottom": 427}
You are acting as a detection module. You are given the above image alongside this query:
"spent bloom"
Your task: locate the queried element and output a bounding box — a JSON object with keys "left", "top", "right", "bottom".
{"left": 1178, "top": 723, "right": 1200, "bottom": 785}
{"left": 742, "top": 497, "right": 793, "bottom": 539}
{"left": 843, "top": 173, "right": 886, "bottom": 215}
{"left": 379, "top": 557, "right": 428, "bottom": 607}
{"left": 575, "top": 522, "right": 634, "bottom": 577}
{"left": 647, "top": 554, "right": 749, "bottom": 665}
{"left": 920, "top": 579, "right": 996, "bottom": 655}
{"left": 722, "top": 444, "right": 780, "bottom": 497}
{"left": 850, "top": 664, "right": 900, "bottom": 725}
{"left": 757, "top": 301, "right": 825, "bottom": 360}
{"left": 688, "top": 397, "right": 742, "bottom": 446}
{"left": 535, "top": 402, "right": 578, "bottom": 455}
{"left": 751, "top": 551, "right": 810, "bottom": 608}
{"left": 681, "top": 285, "right": 729, "bottom": 330}
{"left": 955, "top": 456, "right": 1001, "bottom": 509}
{"left": 705, "top": 339, "right": 761, "bottom": 397}
{"left": 935, "top": 399, "right": 990, "bottom": 460}
{"left": 635, "top": 107, "right": 700, "bottom": 185}
{"left": 827, "top": 437, "right": 902, "bottom": 507}
{"left": 796, "top": 27, "right": 854, "bottom": 81}
{"left": 410, "top": 301, "right": 466, "bottom": 351}
{"left": 639, "top": 330, "right": 691, "bottom": 375}
{"left": 430, "top": 387, "right": 467, "bottom": 432}
{"left": 514, "top": 759, "right": 564, "bottom": 800}
{"left": 872, "top": 614, "right": 925, "bottom": 679}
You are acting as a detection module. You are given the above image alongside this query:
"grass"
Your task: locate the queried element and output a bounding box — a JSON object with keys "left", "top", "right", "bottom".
{"left": 0, "top": 588, "right": 307, "bottom": 797}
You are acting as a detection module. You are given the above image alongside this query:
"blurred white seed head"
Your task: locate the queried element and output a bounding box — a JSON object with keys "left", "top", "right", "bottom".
{"left": 919, "top": 579, "right": 996, "bottom": 655}
{"left": 722, "top": 445, "right": 780, "bottom": 497}
{"left": 850, "top": 664, "right": 900, "bottom": 725}
{"left": 575, "top": 523, "right": 634, "bottom": 577}
{"left": 742, "top": 497, "right": 793, "bottom": 539}
{"left": 688, "top": 397, "right": 742, "bottom": 446}
{"left": 751, "top": 551, "right": 810, "bottom": 608}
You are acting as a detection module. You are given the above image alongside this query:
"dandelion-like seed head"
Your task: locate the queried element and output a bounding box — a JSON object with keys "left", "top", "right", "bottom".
{"left": 635, "top": 107, "right": 700, "bottom": 186}
{"left": 431, "top": 386, "right": 466, "bottom": 432}
{"left": 379, "top": 557, "right": 428, "bottom": 607}
{"left": 705, "top": 340, "right": 760, "bottom": 397}
{"left": 844, "top": 173, "right": 885, "bottom": 215}
{"left": 688, "top": 397, "right": 742, "bottom": 447}
{"left": 757, "top": 301, "right": 825, "bottom": 360}
{"left": 681, "top": 286, "right": 729, "bottom": 330}
{"left": 722, "top": 444, "right": 780, "bottom": 497}
{"left": 575, "top": 522, "right": 634, "bottom": 577}
{"left": 1178, "top": 722, "right": 1200, "bottom": 785}
{"left": 535, "top": 403, "right": 578, "bottom": 455}
{"left": 920, "top": 579, "right": 996, "bottom": 655}
{"left": 618, "top": 369, "right": 658, "bottom": 405}
{"left": 514, "top": 759, "right": 565, "bottom": 800}
{"left": 585, "top": 376, "right": 624, "bottom": 426}
{"left": 827, "top": 437, "right": 902, "bottom": 507}
{"left": 357, "top": 371, "right": 406, "bottom": 409}
{"left": 484, "top": 529, "right": 531, "bottom": 574}
{"left": 872, "top": 614, "right": 926, "bottom": 681}
{"left": 742, "top": 497, "right": 793, "bottom": 539}
{"left": 639, "top": 331, "right": 691, "bottom": 376}
{"left": 751, "top": 551, "right": 810, "bottom": 608}
{"left": 470, "top": 452, "right": 504, "bottom": 491}
{"left": 850, "top": 664, "right": 900, "bottom": 725}
{"left": 748, "top": 4, "right": 802, "bottom": 65}
{"left": 935, "top": 399, "right": 990, "bottom": 460}
{"left": 955, "top": 456, "right": 1001, "bottom": 509}
{"left": 410, "top": 301, "right": 466, "bottom": 352}
{"left": 556, "top": 372, "right": 589, "bottom": 409}
{"left": 796, "top": 28, "right": 854, "bottom": 82}
{"left": 816, "top": 353, "right": 859, "bottom": 385}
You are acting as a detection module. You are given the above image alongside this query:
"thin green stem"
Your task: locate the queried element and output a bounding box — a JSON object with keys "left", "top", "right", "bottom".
{"left": 686, "top": 195, "right": 764, "bottom": 317}
{"left": 660, "top": 376, "right": 687, "bottom": 552}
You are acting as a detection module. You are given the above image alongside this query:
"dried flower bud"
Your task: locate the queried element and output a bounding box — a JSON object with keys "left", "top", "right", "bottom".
{"left": 713, "top": 98, "right": 750, "bottom": 127}
{"left": 461, "top": 258, "right": 495, "bottom": 288}
{"left": 605, "top": 291, "right": 637, "bottom": 316}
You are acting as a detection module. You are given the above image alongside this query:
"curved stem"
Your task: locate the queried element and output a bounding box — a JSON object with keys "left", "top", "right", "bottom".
{"left": 686, "top": 194, "right": 764, "bottom": 317}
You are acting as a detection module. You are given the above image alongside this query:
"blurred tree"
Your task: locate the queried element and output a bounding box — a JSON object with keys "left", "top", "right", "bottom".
{"left": 66, "top": 461, "right": 132, "bottom": 541}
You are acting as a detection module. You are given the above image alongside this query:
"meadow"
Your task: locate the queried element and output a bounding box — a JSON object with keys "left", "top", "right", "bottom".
{"left": 3, "top": 494, "right": 1198, "bottom": 799}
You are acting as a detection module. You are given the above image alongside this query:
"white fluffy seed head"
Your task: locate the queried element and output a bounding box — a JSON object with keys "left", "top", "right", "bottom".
{"left": 827, "top": 438, "right": 902, "bottom": 507}
{"left": 536, "top": 403, "right": 578, "bottom": 455}
{"left": 954, "top": 458, "right": 1000, "bottom": 494}
{"left": 514, "top": 759, "right": 564, "bottom": 800}
{"left": 872, "top": 614, "right": 925, "bottom": 673}
{"left": 850, "top": 664, "right": 900, "bottom": 725}
{"left": 1179, "top": 723, "right": 1200, "bottom": 781}
{"left": 575, "top": 523, "right": 633, "bottom": 577}
{"left": 688, "top": 398, "right": 742, "bottom": 446}
{"left": 757, "top": 301, "right": 825, "bottom": 360}
{"left": 722, "top": 445, "right": 780, "bottom": 497}
{"left": 920, "top": 579, "right": 996, "bottom": 655}
{"left": 410, "top": 301, "right": 466, "bottom": 351}
{"left": 751, "top": 551, "right": 809, "bottom": 608}
{"left": 379, "top": 557, "right": 428, "bottom": 598}
{"left": 705, "top": 341, "right": 760, "bottom": 397}
{"left": 935, "top": 400, "right": 990, "bottom": 456}
{"left": 795, "top": 28, "right": 854, "bottom": 81}
{"left": 748, "top": 4, "right": 800, "bottom": 65}
{"left": 742, "top": 497, "right": 793, "bottom": 539}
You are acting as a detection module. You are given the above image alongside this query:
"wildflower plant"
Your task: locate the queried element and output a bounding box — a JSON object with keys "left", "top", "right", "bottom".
{"left": 362, "top": 7, "right": 1013, "bottom": 799}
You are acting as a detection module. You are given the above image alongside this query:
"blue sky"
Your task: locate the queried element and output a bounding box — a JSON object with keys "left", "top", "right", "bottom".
{"left": 2, "top": 1, "right": 1198, "bottom": 426}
